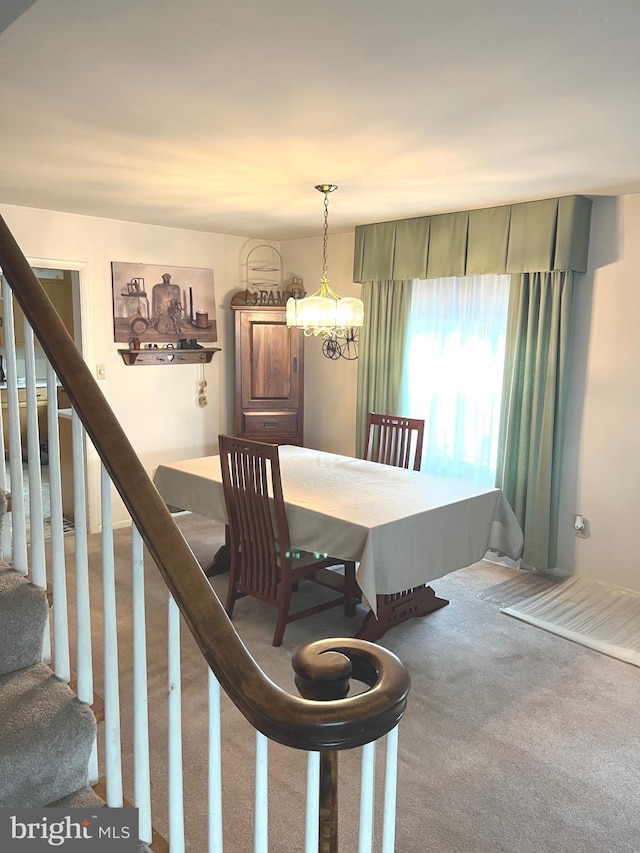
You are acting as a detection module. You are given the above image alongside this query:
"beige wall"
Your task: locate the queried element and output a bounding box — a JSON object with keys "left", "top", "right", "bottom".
{"left": 3, "top": 195, "right": 639, "bottom": 593}
{"left": 557, "top": 193, "right": 640, "bottom": 591}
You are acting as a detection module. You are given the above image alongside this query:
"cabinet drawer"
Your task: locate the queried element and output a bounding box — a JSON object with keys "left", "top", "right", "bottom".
{"left": 242, "top": 411, "right": 299, "bottom": 435}
{"left": 26, "top": 387, "right": 48, "bottom": 403}
{"left": 1, "top": 387, "right": 48, "bottom": 407}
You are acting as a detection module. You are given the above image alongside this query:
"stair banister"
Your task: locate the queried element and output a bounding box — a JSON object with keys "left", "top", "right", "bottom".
{"left": 0, "top": 211, "right": 410, "bottom": 753}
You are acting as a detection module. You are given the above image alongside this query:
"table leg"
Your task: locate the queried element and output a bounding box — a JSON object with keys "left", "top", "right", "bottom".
{"left": 355, "top": 585, "right": 449, "bottom": 643}
{"left": 203, "top": 525, "right": 231, "bottom": 577}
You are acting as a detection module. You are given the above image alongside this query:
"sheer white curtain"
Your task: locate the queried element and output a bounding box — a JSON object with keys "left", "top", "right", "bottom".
{"left": 401, "top": 274, "right": 510, "bottom": 485}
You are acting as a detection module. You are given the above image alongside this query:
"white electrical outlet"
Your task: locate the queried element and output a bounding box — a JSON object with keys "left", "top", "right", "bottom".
{"left": 96, "top": 364, "right": 106, "bottom": 380}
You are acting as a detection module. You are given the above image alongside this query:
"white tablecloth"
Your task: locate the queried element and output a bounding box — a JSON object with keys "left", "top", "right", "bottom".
{"left": 153, "top": 445, "right": 523, "bottom": 612}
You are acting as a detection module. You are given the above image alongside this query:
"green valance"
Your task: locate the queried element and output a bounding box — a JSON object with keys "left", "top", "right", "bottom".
{"left": 353, "top": 195, "right": 592, "bottom": 282}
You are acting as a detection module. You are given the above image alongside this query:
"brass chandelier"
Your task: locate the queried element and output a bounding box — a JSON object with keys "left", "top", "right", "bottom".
{"left": 286, "top": 184, "right": 364, "bottom": 339}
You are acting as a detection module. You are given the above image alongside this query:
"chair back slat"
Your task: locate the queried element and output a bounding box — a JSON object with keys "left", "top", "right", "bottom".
{"left": 364, "top": 413, "right": 425, "bottom": 472}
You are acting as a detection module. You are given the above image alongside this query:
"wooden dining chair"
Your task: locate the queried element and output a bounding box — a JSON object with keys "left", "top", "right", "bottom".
{"left": 364, "top": 413, "right": 425, "bottom": 472}
{"left": 218, "top": 434, "right": 358, "bottom": 647}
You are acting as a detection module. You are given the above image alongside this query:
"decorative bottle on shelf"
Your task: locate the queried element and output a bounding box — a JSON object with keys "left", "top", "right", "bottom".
{"left": 151, "top": 273, "right": 184, "bottom": 335}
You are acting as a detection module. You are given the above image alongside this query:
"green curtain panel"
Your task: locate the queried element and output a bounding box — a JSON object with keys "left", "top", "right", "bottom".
{"left": 355, "top": 280, "right": 411, "bottom": 457}
{"left": 353, "top": 195, "right": 592, "bottom": 282}
{"left": 495, "top": 271, "right": 575, "bottom": 571}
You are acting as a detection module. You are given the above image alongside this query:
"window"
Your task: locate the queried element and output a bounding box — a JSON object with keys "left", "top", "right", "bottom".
{"left": 401, "top": 274, "right": 510, "bottom": 485}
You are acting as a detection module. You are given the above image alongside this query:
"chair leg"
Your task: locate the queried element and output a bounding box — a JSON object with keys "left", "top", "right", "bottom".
{"left": 344, "top": 561, "right": 358, "bottom": 618}
{"left": 273, "top": 584, "right": 293, "bottom": 647}
{"left": 225, "top": 567, "right": 239, "bottom": 617}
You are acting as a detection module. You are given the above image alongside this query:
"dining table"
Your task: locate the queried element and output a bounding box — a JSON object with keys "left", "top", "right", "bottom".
{"left": 152, "top": 445, "right": 523, "bottom": 641}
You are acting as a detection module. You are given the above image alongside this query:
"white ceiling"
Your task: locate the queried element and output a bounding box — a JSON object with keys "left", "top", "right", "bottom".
{"left": 1, "top": 0, "right": 639, "bottom": 241}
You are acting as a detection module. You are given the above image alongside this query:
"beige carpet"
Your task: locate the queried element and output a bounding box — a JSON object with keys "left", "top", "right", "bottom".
{"left": 59, "top": 514, "right": 640, "bottom": 853}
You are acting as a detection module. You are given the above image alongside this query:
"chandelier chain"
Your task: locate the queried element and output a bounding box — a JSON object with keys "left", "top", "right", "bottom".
{"left": 322, "top": 191, "right": 329, "bottom": 280}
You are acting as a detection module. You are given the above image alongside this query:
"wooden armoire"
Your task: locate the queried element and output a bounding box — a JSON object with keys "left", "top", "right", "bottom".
{"left": 232, "top": 303, "right": 304, "bottom": 445}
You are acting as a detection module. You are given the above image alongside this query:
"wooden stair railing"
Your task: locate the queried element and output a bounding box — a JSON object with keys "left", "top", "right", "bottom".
{"left": 0, "top": 212, "right": 410, "bottom": 754}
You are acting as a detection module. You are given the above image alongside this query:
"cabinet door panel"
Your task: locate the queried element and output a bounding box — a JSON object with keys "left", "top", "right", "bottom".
{"left": 234, "top": 306, "right": 304, "bottom": 445}
{"left": 249, "top": 323, "right": 292, "bottom": 401}
{"left": 239, "top": 311, "right": 302, "bottom": 410}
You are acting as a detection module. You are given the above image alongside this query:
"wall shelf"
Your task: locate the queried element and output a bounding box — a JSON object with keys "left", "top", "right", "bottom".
{"left": 118, "top": 348, "right": 221, "bottom": 366}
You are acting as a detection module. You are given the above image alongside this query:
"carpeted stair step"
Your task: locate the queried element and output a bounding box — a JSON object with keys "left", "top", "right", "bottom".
{"left": 0, "top": 662, "right": 96, "bottom": 807}
{"left": 0, "top": 568, "right": 48, "bottom": 676}
{"left": 50, "top": 787, "right": 154, "bottom": 852}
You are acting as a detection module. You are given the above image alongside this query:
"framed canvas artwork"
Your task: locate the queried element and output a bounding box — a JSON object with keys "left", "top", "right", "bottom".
{"left": 111, "top": 262, "right": 217, "bottom": 344}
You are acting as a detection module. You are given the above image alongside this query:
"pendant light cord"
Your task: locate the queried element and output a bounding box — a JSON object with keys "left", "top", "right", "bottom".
{"left": 322, "top": 190, "right": 329, "bottom": 281}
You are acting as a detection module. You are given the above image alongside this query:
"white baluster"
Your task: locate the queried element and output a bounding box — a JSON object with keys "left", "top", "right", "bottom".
{"left": 72, "top": 411, "right": 92, "bottom": 699}
{"left": 23, "top": 324, "right": 45, "bottom": 586}
{"left": 2, "top": 278, "right": 27, "bottom": 574}
{"left": 381, "top": 726, "right": 399, "bottom": 853}
{"left": 255, "top": 732, "right": 269, "bottom": 853}
{"left": 0, "top": 410, "right": 10, "bottom": 564}
{"left": 24, "top": 328, "right": 51, "bottom": 662}
{"left": 358, "top": 741, "right": 376, "bottom": 853}
{"left": 208, "top": 669, "right": 223, "bottom": 853}
{"left": 71, "top": 409, "right": 97, "bottom": 781}
{"left": 101, "top": 464, "right": 123, "bottom": 805}
{"left": 305, "top": 752, "right": 320, "bottom": 853}
{"left": 46, "top": 361, "right": 70, "bottom": 681}
{"left": 168, "top": 594, "right": 185, "bottom": 852}
{"left": 132, "top": 525, "right": 152, "bottom": 844}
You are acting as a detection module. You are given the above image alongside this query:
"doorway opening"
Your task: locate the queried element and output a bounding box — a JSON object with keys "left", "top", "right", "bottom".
{"left": 1, "top": 266, "right": 82, "bottom": 537}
